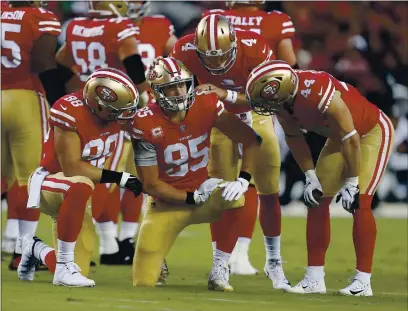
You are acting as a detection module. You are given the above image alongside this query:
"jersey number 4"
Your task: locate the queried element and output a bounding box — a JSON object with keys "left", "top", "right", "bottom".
{"left": 164, "top": 133, "right": 209, "bottom": 177}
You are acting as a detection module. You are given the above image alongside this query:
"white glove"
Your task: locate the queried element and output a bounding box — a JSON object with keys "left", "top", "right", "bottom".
{"left": 303, "top": 170, "right": 323, "bottom": 208}
{"left": 221, "top": 177, "right": 249, "bottom": 201}
{"left": 336, "top": 177, "right": 360, "bottom": 214}
{"left": 193, "top": 178, "right": 224, "bottom": 204}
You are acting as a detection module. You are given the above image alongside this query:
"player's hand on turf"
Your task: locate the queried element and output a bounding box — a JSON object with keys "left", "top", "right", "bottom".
{"left": 193, "top": 178, "right": 224, "bottom": 204}
{"left": 220, "top": 177, "right": 249, "bottom": 201}
{"left": 195, "top": 83, "right": 227, "bottom": 100}
{"left": 119, "top": 172, "right": 143, "bottom": 197}
{"left": 336, "top": 181, "right": 360, "bottom": 214}
{"left": 303, "top": 169, "right": 323, "bottom": 208}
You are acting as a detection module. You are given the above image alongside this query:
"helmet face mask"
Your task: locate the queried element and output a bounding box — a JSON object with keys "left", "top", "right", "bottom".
{"left": 195, "top": 14, "right": 238, "bottom": 76}
{"left": 246, "top": 60, "right": 299, "bottom": 116}
{"left": 83, "top": 68, "right": 139, "bottom": 123}
{"left": 148, "top": 57, "right": 195, "bottom": 112}
{"left": 126, "top": 1, "right": 151, "bottom": 20}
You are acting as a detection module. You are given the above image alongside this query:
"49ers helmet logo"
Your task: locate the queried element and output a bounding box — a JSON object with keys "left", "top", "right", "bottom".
{"left": 96, "top": 86, "right": 118, "bottom": 102}
{"left": 260, "top": 81, "right": 280, "bottom": 99}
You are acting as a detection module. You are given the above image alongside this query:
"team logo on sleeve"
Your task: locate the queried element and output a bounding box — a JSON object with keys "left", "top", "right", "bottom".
{"left": 96, "top": 86, "right": 118, "bottom": 102}
{"left": 151, "top": 126, "right": 163, "bottom": 138}
{"left": 260, "top": 81, "right": 280, "bottom": 99}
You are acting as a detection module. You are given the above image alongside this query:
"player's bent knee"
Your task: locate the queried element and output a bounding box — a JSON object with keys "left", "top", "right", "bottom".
{"left": 70, "top": 176, "right": 95, "bottom": 190}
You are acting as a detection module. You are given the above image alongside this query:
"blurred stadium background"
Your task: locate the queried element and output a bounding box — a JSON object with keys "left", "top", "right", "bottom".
{"left": 48, "top": 0, "right": 407, "bottom": 211}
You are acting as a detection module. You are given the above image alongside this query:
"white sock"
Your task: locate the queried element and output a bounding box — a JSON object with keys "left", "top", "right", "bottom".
{"left": 264, "top": 235, "right": 281, "bottom": 260}
{"left": 4, "top": 219, "right": 19, "bottom": 239}
{"left": 119, "top": 222, "right": 138, "bottom": 241}
{"left": 57, "top": 239, "right": 76, "bottom": 263}
{"left": 306, "top": 266, "right": 325, "bottom": 280}
{"left": 234, "top": 237, "right": 251, "bottom": 254}
{"left": 211, "top": 241, "right": 217, "bottom": 258}
{"left": 97, "top": 221, "right": 119, "bottom": 255}
{"left": 113, "top": 223, "right": 118, "bottom": 238}
{"left": 33, "top": 240, "right": 54, "bottom": 262}
{"left": 214, "top": 249, "right": 231, "bottom": 265}
{"left": 356, "top": 270, "right": 371, "bottom": 284}
{"left": 18, "top": 220, "right": 38, "bottom": 236}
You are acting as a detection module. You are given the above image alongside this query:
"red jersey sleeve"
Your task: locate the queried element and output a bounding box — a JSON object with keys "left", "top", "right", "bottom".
{"left": 152, "top": 15, "right": 175, "bottom": 40}
{"left": 299, "top": 71, "right": 336, "bottom": 114}
{"left": 30, "top": 8, "right": 61, "bottom": 40}
{"left": 49, "top": 93, "right": 85, "bottom": 131}
{"left": 202, "top": 93, "right": 225, "bottom": 122}
{"left": 266, "top": 11, "right": 295, "bottom": 40}
{"left": 171, "top": 35, "right": 196, "bottom": 68}
{"left": 110, "top": 18, "right": 139, "bottom": 43}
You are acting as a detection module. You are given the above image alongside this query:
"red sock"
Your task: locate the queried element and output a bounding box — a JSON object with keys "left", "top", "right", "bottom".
{"left": 210, "top": 208, "right": 241, "bottom": 253}
{"left": 93, "top": 185, "right": 120, "bottom": 223}
{"left": 44, "top": 251, "right": 57, "bottom": 274}
{"left": 1, "top": 176, "right": 7, "bottom": 195}
{"left": 12, "top": 184, "right": 40, "bottom": 222}
{"left": 57, "top": 183, "right": 93, "bottom": 242}
{"left": 7, "top": 182, "right": 18, "bottom": 219}
{"left": 353, "top": 194, "right": 376, "bottom": 273}
{"left": 307, "top": 197, "right": 332, "bottom": 266}
{"left": 259, "top": 193, "right": 281, "bottom": 237}
{"left": 121, "top": 190, "right": 143, "bottom": 222}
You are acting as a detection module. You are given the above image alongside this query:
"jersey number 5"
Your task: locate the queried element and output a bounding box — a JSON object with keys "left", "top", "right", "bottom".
{"left": 1, "top": 23, "right": 21, "bottom": 68}
{"left": 72, "top": 41, "right": 107, "bottom": 81}
{"left": 164, "top": 133, "right": 209, "bottom": 177}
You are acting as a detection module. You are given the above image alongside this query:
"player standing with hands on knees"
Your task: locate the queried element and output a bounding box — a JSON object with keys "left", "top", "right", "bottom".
{"left": 245, "top": 60, "right": 394, "bottom": 296}
{"left": 17, "top": 68, "right": 143, "bottom": 287}
{"left": 130, "top": 57, "right": 262, "bottom": 291}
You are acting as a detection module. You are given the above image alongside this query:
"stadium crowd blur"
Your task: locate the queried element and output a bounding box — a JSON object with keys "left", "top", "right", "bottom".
{"left": 49, "top": 1, "right": 408, "bottom": 206}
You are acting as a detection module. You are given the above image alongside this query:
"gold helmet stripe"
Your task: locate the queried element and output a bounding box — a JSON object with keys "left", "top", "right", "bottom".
{"left": 162, "top": 57, "right": 181, "bottom": 78}
{"left": 208, "top": 14, "right": 219, "bottom": 50}
{"left": 247, "top": 62, "right": 294, "bottom": 92}
{"left": 89, "top": 69, "right": 137, "bottom": 98}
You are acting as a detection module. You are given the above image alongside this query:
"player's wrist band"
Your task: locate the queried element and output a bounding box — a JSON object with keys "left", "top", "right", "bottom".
{"left": 345, "top": 176, "right": 359, "bottom": 187}
{"left": 341, "top": 129, "right": 357, "bottom": 142}
{"left": 225, "top": 90, "right": 238, "bottom": 104}
{"left": 239, "top": 171, "right": 252, "bottom": 182}
{"left": 186, "top": 192, "right": 195, "bottom": 205}
{"left": 100, "top": 169, "right": 122, "bottom": 184}
{"left": 57, "top": 63, "right": 75, "bottom": 83}
{"left": 123, "top": 54, "right": 146, "bottom": 85}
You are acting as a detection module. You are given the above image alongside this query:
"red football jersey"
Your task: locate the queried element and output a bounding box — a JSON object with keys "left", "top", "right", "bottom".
{"left": 41, "top": 91, "right": 124, "bottom": 173}
{"left": 172, "top": 30, "right": 274, "bottom": 113}
{"left": 1, "top": 7, "right": 61, "bottom": 90}
{"left": 133, "top": 15, "right": 175, "bottom": 69}
{"left": 129, "top": 93, "right": 225, "bottom": 192}
{"left": 279, "top": 70, "right": 380, "bottom": 136}
{"left": 203, "top": 9, "right": 295, "bottom": 53}
{"left": 65, "top": 17, "right": 138, "bottom": 83}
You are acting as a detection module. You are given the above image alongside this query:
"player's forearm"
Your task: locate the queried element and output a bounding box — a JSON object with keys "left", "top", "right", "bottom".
{"left": 285, "top": 135, "right": 315, "bottom": 173}
{"left": 341, "top": 134, "right": 361, "bottom": 178}
{"left": 143, "top": 179, "right": 189, "bottom": 205}
{"left": 61, "top": 161, "right": 103, "bottom": 183}
{"left": 224, "top": 91, "right": 250, "bottom": 109}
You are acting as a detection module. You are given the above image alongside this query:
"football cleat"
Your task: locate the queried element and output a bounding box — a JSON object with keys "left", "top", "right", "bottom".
{"left": 339, "top": 276, "right": 373, "bottom": 297}
{"left": 208, "top": 260, "right": 234, "bottom": 292}
{"left": 229, "top": 254, "right": 259, "bottom": 275}
{"left": 53, "top": 262, "right": 95, "bottom": 287}
{"left": 156, "top": 259, "right": 170, "bottom": 286}
{"left": 17, "top": 234, "right": 40, "bottom": 281}
{"left": 100, "top": 239, "right": 133, "bottom": 265}
{"left": 264, "top": 258, "right": 291, "bottom": 290}
{"left": 285, "top": 276, "right": 326, "bottom": 294}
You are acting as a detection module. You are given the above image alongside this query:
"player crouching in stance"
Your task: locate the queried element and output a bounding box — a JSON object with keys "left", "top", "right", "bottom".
{"left": 17, "top": 68, "right": 143, "bottom": 287}
{"left": 246, "top": 60, "right": 394, "bottom": 296}
{"left": 130, "top": 57, "right": 262, "bottom": 291}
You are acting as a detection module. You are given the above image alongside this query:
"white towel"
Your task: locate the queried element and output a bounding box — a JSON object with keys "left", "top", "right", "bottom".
{"left": 236, "top": 112, "right": 253, "bottom": 159}
{"left": 27, "top": 167, "right": 50, "bottom": 208}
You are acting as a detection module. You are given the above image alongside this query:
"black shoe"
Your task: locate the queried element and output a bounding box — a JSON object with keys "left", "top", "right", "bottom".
{"left": 90, "top": 261, "right": 97, "bottom": 267}
{"left": 118, "top": 238, "right": 135, "bottom": 264}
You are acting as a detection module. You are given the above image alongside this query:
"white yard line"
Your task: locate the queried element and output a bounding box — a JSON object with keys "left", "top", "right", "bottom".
{"left": 205, "top": 298, "right": 275, "bottom": 304}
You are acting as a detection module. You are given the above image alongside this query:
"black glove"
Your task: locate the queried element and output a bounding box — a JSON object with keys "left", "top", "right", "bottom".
{"left": 119, "top": 173, "right": 143, "bottom": 197}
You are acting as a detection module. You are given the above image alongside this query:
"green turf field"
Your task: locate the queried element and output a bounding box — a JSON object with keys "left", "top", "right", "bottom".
{"left": 1, "top": 213, "right": 407, "bottom": 311}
